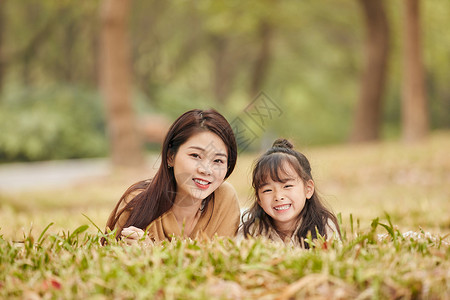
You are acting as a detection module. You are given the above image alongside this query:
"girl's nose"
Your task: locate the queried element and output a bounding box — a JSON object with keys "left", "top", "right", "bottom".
{"left": 275, "top": 192, "right": 285, "bottom": 201}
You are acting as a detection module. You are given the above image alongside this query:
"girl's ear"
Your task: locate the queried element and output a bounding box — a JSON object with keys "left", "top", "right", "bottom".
{"left": 305, "top": 180, "right": 315, "bottom": 199}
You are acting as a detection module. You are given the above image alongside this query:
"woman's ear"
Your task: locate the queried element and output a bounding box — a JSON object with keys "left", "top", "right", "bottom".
{"left": 167, "top": 150, "right": 174, "bottom": 168}
{"left": 305, "top": 180, "right": 315, "bottom": 199}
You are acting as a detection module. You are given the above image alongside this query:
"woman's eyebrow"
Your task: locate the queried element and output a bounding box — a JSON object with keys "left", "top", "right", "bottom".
{"left": 187, "top": 146, "right": 227, "bottom": 158}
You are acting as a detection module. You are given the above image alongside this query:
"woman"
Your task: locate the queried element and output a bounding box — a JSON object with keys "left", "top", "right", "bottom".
{"left": 104, "top": 109, "right": 239, "bottom": 244}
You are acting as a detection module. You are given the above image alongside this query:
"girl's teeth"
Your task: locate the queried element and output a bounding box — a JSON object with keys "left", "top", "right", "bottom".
{"left": 274, "top": 204, "right": 290, "bottom": 211}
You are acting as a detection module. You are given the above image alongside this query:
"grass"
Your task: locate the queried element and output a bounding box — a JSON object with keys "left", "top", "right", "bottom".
{"left": 0, "top": 220, "right": 448, "bottom": 299}
{"left": 0, "top": 131, "right": 449, "bottom": 298}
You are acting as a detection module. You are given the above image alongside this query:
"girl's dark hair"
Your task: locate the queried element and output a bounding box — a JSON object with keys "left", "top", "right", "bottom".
{"left": 105, "top": 109, "right": 237, "bottom": 238}
{"left": 241, "top": 138, "right": 340, "bottom": 248}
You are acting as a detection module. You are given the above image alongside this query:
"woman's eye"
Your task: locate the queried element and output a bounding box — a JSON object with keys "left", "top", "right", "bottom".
{"left": 284, "top": 185, "right": 293, "bottom": 188}
{"left": 190, "top": 153, "right": 201, "bottom": 159}
{"left": 214, "top": 159, "right": 224, "bottom": 164}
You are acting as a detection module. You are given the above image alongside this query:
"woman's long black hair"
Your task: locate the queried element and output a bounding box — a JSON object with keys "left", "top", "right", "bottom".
{"left": 241, "top": 139, "right": 340, "bottom": 247}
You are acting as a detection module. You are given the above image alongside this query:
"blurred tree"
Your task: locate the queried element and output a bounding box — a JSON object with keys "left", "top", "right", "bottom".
{"left": 211, "top": 35, "right": 239, "bottom": 104}
{"left": 0, "top": 0, "right": 4, "bottom": 95}
{"left": 249, "top": 20, "right": 273, "bottom": 98}
{"left": 130, "top": 0, "right": 168, "bottom": 102}
{"left": 19, "top": 3, "right": 61, "bottom": 86}
{"left": 350, "top": 0, "right": 389, "bottom": 142}
{"left": 402, "top": 0, "right": 429, "bottom": 142}
{"left": 2, "top": 2, "right": 99, "bottom": 88}
{"left": 49, "top": 5, "right": 99, "bottom": 85}
{"left": 100, "top": 0, "right": 144, "bottom": 168}
{"left": 1, "top": 0, "right": 448, "bottom": 158}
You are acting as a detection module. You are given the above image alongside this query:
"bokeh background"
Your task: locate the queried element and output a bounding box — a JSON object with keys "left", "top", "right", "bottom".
{"left": 0, "top": 0, "right": 449, "bottom": 240}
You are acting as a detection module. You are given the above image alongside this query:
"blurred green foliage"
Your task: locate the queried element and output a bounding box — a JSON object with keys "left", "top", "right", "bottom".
{"left": 0, "top": 84, "right": 108, "bottom": 162}
{"left": 1, "top": 0, "right": 449, "bottom": 161}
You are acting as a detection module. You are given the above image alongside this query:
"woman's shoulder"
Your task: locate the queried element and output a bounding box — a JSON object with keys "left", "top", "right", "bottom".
{"left": 211, "top": 181, "right": 240, "bottom": 217}
{"left": 214, "top": 181, "right": 238, "bottom": 201}
{"left": 106, "top": 180, "right": 149, "bottom": 234}
{"left": 122, "top": 179, "right": 150, "bottom": 201}
{"left": 115, "top": 179, "right": 150, "bottom": 217}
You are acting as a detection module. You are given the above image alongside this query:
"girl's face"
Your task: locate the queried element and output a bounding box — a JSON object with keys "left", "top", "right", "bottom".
{"left": 170, "top": 131, "right": 228, "bottom": 205}
{"left": 257, "top": 161, "right": 314, "bottom": 233}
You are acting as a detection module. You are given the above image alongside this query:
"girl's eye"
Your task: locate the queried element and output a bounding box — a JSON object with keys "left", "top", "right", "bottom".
{"left": 261, "top": 189, "right": 272, "bottom": 193}
{"left": 214, "top": 159, "right": 224, "bottom": 164}
{"left": 284, "top": 185, "right": 293, "bottom": 188}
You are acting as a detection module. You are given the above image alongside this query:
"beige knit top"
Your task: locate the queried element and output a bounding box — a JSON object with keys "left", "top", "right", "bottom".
{"left": 106, "top": 181, "right": 240, "bottom": 241}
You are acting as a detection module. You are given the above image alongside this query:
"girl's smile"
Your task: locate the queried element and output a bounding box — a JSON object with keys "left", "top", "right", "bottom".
{"left": 257, "top": 161, "right": 314, "bottom": 233}
{"left": 273, "top": 204, "right": 291, "bottom": 211}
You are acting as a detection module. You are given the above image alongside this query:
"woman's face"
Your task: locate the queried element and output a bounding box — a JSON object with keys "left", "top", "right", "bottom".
{"left": 170, "top": 131, "right": 228, "bottom": 206}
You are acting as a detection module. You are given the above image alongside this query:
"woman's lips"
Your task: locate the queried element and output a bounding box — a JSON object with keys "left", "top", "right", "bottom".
{"left": 193, "top": 178, "right": 211, "bottom": 190}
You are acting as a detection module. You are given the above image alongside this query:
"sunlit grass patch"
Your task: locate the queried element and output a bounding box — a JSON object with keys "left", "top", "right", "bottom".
{"left": 0, "top": 216, "right": 449, "bottom": 299}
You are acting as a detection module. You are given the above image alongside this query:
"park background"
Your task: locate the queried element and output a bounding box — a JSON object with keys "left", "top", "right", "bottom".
{"left": 1, "top": 1, "right": 450, "bottom": 298}
{"left": 0, "top": 0, "right": 449, "bottom": 248}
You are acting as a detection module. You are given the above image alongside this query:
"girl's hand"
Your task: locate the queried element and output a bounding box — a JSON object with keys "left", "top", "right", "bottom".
{"left": 121, "top": 226, "right": 151, "bottom": 246}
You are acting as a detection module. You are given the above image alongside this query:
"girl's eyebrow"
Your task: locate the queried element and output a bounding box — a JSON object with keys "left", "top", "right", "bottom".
{"left": 259, "top": 182, "right": 269, "bottom": 188}
{"left": 187, "top": 146, "right": 228, "bottom": 158}
{"left": 283, "top": 178, "right": 296, "bottom": 182}
{"left": 261, "top": 177, "right": 295, "bottom": 184}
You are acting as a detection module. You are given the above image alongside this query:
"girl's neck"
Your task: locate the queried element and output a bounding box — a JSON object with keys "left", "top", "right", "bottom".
{"left": 275, "top": 228, "right": 294, "bottom": 241}
{"left": 273, "top": 219, "right": 301, "bottom": 241}
{"left": 274, "top": 221, "right": 296, "bottom": 235}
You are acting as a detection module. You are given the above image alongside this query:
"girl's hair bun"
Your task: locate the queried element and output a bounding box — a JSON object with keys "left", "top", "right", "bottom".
{"left": 272, "top": 138, "right": 293, "bottom": 149}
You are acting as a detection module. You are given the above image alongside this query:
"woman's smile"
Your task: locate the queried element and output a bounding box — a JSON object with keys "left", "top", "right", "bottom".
{"left": 193, "top": 178, "right": 211, "bottom": 190}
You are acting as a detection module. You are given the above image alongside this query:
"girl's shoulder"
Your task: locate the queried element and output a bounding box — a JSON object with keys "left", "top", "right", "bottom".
{"left": 239, "top": 218, "right": 264, "bottom": 237}
{"left": 325, "top": 218, "right": 341, "bottom": 241}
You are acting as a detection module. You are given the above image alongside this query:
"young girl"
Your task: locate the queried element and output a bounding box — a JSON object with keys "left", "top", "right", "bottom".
{"left": 240, "top": 138, "right": 340, "bottom": 247}
{"left": 104, "top": 109, "right": 240, "bottom": 244}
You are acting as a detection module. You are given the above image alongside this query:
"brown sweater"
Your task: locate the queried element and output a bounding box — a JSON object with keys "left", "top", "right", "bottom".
{"left": 106, "top": 181, "right": 240, "bottom": 241}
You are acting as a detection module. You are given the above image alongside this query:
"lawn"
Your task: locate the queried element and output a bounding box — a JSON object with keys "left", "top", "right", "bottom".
{"left": 0, "top": 131, "right": 449, "bottom": 299}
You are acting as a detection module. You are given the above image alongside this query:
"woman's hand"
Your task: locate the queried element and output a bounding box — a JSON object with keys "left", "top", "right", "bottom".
{"left": 121, "top": 226, "right": 152, "bottom": 246}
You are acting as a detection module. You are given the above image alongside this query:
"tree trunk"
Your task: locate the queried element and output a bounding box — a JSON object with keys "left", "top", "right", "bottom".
{"left": 212, "top": 36, "right": 235, "bottom": 104}
{"left": 249, "top": 21, "right": 272, "bottom": 98}
{"left": 100, "top": 0, "right": 144, "bottom": 168}
{"left": 402, "top": 0, "right": 429, "bottom": 142}
{"left": 350, "top": 0, "right": 390, "bottom": 142}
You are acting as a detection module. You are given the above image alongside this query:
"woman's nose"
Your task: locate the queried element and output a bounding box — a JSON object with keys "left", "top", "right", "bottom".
{"left": 198, "top": 163, "right": 212, "bottom": 176}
